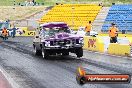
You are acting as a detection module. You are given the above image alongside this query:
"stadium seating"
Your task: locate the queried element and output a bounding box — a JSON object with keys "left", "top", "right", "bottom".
{"left": 102, "top": 5, "right": 132, "bottom": 32}
{"left": 40, "top": 4, "right": 102, "bottom": 29}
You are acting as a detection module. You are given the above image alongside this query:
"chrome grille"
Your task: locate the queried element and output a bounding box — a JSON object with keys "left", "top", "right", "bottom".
{"left": 54, "top": 40, "right": 71, "bottom": 46}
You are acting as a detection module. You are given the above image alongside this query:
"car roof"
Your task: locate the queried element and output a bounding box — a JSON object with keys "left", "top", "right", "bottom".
{"left": 40, "top": 22, "right": 69, "bottom": 29}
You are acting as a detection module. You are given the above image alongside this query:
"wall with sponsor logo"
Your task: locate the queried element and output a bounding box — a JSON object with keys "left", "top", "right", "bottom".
{"left": 83, "top": 36, "right": 132, "bottom": 57}
{"left": 83, "top": 36, "right": 104, "bottom": 52}
{"left": 16, "top": 27, "right": 35, "bottom": 36}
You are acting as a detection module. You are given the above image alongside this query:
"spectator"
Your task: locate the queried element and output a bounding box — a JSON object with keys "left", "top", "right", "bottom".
{"left": 99, "top": 3, "right": 103, "bottom": 7}
{"left": 108, "top": 23, "right": 118, "bottom": 43}
{"left": 56, "top": 3, "right": 59, "bottom": 5}
{"left": 2, "top": 27, "right": 8, "bottom": 40}
{"left": 25, "top": 0, "right": 34, "bottom": 6}
{"left": 11, "top": 26, "right": 17, "bottom": 38}
{"left": 85, "top": 21, "right": 92, "bottom": 36}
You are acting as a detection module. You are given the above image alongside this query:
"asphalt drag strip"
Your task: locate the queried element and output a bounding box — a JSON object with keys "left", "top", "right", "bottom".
{"left": 0, "top": 44, "right": 111, "bottom": 88}
{"left": 0, "top": 37, "right": 132, "bottom": 88}
{"left": 0, "top": 71, "right": 12, "bottom": 88}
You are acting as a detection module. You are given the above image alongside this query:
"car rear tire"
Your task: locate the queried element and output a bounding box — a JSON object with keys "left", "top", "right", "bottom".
{"left": 76, "top": 48, "right": 83, "bottom": 58}
{"left": 42, "top": 48, "right": 49, "bottom": 59}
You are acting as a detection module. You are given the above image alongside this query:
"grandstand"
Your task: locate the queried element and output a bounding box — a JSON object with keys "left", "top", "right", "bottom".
{"left": 39, "top": 4, "right": 102, "bottom": 29}
{"left": 102, "top": 5, "right": 132, "bottom": 32}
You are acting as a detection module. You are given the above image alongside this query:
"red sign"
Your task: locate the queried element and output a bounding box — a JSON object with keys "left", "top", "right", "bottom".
{"left": 76, "top": 67, "right": 131, "bottom": 85}
{"left": 85, "top": 74, "right": 130, "bottom": 83}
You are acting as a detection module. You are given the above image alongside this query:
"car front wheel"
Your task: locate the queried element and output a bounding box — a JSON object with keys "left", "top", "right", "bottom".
{"left": 33, "top": 46, "right": 42, "bottom": 56}
{"left": 42, "top": 48, "right": 49, "bottom": 59}
{"left": 76, "top": 48, "right": 83, "bottom": 58}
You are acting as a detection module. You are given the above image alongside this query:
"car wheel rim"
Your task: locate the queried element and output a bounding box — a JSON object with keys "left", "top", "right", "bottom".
{"left": 42, "top": 49, "right": 45, "bottom": 58}
{"left": 34, "top": 47, "right": 36, "bottom": 54}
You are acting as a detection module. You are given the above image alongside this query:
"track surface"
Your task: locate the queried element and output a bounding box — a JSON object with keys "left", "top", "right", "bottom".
{"left": 0, "top": 37, "right": 132, "bottom": 88}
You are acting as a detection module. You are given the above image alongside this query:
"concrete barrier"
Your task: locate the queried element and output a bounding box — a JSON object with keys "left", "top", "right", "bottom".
{"left": 108, "top": 37, "right": 132, "bottom": 56}
{"left": 127, "top": 37, "right": 132, "bottom": 43}
{"left": 83, "top": 36, "right": 104, "bottom": 52}
{"left": 108, "top": 43, "right": 131, "bottom": 56}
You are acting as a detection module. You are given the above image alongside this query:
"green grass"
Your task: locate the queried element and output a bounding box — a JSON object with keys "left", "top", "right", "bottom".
{"left": 0, "top": 6, "right": 45, "bottom": 20}
{"left": 0, "top": 0, "right": 132, "bottom": 6}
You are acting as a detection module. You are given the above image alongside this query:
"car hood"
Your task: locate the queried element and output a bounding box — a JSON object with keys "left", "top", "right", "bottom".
{"left": 44, "top": 32, "right": 82, "bottom": 41}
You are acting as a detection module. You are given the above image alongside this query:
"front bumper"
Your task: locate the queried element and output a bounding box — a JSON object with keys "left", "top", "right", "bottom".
{"left": 44, "top": 44, "right": 83, "bottom": 50}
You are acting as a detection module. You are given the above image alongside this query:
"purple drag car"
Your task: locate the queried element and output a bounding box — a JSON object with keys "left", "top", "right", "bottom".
{"left": 33, "top": 22, "right": 83, "bottom": 59}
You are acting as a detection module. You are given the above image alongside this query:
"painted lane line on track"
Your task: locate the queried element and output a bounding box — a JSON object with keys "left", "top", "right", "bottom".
{"left": 0, "top": 65, "right": 20, "bottom": 88}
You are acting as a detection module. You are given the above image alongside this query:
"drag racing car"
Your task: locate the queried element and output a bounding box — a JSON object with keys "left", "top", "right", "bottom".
{"left": 33, "top": 22, "right": 84, "bottom": 59}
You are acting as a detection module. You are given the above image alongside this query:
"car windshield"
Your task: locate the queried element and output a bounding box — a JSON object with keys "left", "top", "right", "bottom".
{"left": 43, "top": 28, "right": 70, "bottom": 36}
